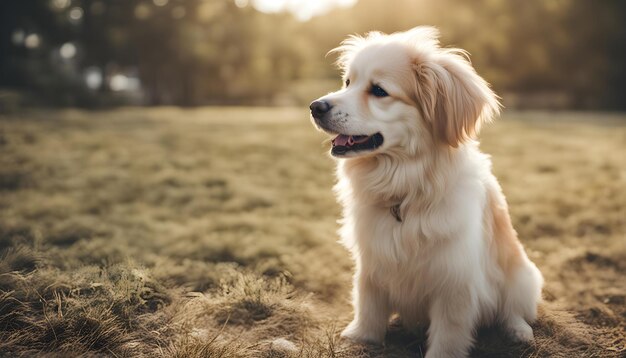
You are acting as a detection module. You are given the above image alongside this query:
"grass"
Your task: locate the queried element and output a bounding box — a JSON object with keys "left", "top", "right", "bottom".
{"left": 0, "top": 107, "right": 624, "bottom": 357}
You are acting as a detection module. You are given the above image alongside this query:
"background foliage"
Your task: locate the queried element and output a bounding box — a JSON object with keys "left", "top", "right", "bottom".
{"left": 1, "top": 0, "right": 625, "bottom": 108}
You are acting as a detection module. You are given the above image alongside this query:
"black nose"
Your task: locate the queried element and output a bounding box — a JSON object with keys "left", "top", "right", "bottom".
{"left": 310, "top": 100, "right": 332, "bottom": 119}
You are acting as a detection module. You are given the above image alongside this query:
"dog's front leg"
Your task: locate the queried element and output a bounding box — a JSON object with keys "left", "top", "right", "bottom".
{"left": 341, "top": 267, "right": 390, "bottom": 344}
{"left": 425, "top": 286, "right": 479, "bottom": 358}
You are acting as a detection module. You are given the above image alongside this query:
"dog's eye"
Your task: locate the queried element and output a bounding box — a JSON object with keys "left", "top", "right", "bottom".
{"left": 345, "top": 79, "right": 350, "bottom": 87}
{"left": 370, "top": 85, "right": 388, "bottom": 97}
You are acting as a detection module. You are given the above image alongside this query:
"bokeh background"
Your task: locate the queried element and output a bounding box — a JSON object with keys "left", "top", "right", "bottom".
{"left": 0, "top": 1, "right": 625, "bottom": 357}
{"left": 1, "top": 0, "right": 625, "bottom": 109}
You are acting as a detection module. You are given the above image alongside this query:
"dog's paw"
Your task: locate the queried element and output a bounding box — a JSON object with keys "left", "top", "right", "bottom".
{"left": 506, "top": 319, "right": 534, "bottom": 343}
{"left": 340, "top": 321, "right": 385, "bottom": 345}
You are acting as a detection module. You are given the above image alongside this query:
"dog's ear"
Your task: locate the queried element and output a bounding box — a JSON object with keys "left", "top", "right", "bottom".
{"left": 413, "top": 51, "right": 500, "bottom": 147}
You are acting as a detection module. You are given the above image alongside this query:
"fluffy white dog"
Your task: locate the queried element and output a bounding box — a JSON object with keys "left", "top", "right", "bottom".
{"left": 309, "top": 27, "right": 543, "bottom": 358}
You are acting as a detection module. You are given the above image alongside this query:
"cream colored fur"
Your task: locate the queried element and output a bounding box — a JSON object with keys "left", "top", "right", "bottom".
{"left": 311, "top": 27, "right": 543, "bottom": 358}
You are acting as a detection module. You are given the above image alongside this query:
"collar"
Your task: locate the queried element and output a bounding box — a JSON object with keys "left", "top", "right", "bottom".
{"left": 390, "top": 203, "right": 402, "bottom": 222}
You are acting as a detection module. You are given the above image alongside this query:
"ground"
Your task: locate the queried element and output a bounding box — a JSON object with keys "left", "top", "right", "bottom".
{"left": 0, "top": 107, "right": 624, "bottom": 357}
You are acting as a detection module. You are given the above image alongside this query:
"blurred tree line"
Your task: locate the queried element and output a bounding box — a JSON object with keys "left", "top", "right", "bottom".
{"left": 0, "top": 0, "right": 624, "bottom": 109}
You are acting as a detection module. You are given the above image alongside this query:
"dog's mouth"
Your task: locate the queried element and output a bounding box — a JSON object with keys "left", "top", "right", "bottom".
{"left": 331, "top": 133, "right": 384, "bottom": 157}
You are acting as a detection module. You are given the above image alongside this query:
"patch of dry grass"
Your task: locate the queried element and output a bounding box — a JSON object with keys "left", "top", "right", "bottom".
{"left": 0, "top": 261, "right": 171, "bottom": 356}
{"left": 0, "top": 108, "right": 624, "bottom": 357}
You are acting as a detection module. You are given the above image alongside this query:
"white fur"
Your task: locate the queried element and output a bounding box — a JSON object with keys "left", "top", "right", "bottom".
{"left": 311, "top": 27, "right": 543, "bottom": 357}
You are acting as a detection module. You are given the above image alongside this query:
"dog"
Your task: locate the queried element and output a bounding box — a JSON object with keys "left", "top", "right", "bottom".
{"left": 309, "top": 27, "right": 543, "bottom": 358}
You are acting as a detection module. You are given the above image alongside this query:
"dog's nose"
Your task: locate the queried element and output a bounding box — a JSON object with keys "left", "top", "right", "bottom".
{"left": 310, "top": 100, "right": 332, "bottom": 119}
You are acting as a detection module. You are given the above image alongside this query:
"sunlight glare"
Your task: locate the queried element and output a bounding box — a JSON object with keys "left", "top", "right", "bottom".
{"left": 110, "top": 74, "right": 129, "bottom": 91}
{"left": 234, "top": 0, "right": 249, "bottom": 8}
{"left": 252, "top": 0, "right": 358, "bottom": 21}
{"left": 24, "top": 34, "right": 41, "bottom": 49}
{"left": 51, "top": 0, "right": 71, "bottom": 10}
{"left": 60, "top": 42, "right": 77, "bottom": 59}
{"left": 68, "top": 7, "right": 84, "bottom": 24}
{"left": 84, "top": 67, "right": 102, "bottom": 90}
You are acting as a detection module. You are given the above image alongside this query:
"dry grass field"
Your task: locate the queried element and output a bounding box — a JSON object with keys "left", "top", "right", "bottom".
{"left": 0, "top": 107, "right": 624, "bottom": 357}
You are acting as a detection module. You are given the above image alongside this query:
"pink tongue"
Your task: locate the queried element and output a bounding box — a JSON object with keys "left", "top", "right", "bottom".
{"left": 333, "top": 134, "right": 350, "bottom": 146}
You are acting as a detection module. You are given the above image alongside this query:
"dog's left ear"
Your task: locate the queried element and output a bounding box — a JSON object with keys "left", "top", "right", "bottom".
{"left": 413, "top": 51, "right": 500, "bottom": 147}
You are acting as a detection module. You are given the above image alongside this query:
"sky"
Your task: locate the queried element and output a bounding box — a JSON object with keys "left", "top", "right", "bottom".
{"left": 245, "top": 0, "right": 358, "bottom": 21}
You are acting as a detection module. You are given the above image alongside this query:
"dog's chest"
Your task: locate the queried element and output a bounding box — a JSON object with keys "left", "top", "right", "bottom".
{"left": 366, "top": 216, "right": 435, "bottom": 316}
{"left": 352, "top": 201, "right": 449, "bottom": 292}
{"left": 354, "top": 203, "right": 435, "bottom": 266}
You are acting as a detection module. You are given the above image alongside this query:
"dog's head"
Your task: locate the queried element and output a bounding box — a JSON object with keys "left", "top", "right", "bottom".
{"left": 310, "top": 26, "right": 500, "bottom": 158}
